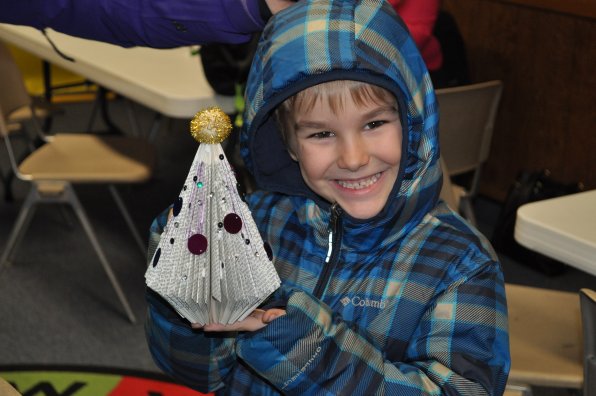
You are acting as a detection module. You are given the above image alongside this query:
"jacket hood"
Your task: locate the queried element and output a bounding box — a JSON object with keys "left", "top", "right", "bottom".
{"left": 240, "top": 0, "right": 442, "bottom": 232}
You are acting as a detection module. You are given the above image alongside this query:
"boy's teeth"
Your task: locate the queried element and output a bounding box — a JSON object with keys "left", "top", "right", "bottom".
{"left": 337, "top": 173, "right": 381, "bottom": 189}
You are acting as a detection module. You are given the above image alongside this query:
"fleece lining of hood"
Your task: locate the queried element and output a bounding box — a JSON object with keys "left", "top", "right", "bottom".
{"left": 249, "top": 69, "right": 410, "bottom": 210}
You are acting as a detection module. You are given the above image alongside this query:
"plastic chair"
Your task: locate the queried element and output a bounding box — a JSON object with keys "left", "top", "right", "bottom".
{"left": 0, "top": 42, "right": 63, "bottom": 201}
{"left": 0, "top": 41, "right": 157, "bottom": 323}
{"left": 506, "top": 283, "right": 583, "bottom": 393}
{"left": 438, "top": 157, "right": 459, "bottom": 212}
{"left": 503, "top": 384, "right": 532, "bottom": 396}
{"left": 0, "top": 377, "right": 21, "bottom": 396}
{"left": 436, "top": 80, "right": 503, "bottom": 225}
{"left": 580, "top": 288, "right": 596, "bottom": 396}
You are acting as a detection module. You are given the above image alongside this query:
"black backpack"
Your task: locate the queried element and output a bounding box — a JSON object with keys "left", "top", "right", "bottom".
{"left": 491, "top": 169, "right": 584, "bottom": 275}
{"left": 431, "top": 10, "right": 469, "bottom": 88}
{"left": 199, "top": 34, "right": 260, "bottom": 96}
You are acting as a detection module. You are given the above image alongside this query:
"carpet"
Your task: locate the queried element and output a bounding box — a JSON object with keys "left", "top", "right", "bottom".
{"left": 0, "top": 365, "right": 213, "bottom": 396}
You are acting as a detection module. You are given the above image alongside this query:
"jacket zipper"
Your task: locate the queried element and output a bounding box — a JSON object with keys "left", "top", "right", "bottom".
{"left": 313, "top": 203, "right": 343, "bottom": 299}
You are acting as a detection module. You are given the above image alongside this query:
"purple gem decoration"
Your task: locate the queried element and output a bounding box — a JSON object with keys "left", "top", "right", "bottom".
{"left": 223, "top": 213, "right": 242, "bottom": 234}
{"left": 173, "top": 197, "right": 183, "bottom": 216}
{"left": 264, "top": 242, "right": 273, "bottom": 261}
{"left": 188, "top": 234, "right": 208, "bottom": 255}
{"left": 152, "top": 248, "right": 161, "bottom": 267}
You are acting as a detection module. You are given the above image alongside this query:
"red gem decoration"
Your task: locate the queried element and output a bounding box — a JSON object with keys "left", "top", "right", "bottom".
{"left": 223, "top": 213, "right": 242, "bottom": 234}
{"left": 188, "top": 234, "right": 208, "bottom": 255}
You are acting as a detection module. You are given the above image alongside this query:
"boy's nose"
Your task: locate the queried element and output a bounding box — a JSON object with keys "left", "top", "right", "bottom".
{"left": 337, "top": 139, "right": 369, "bottom": 171}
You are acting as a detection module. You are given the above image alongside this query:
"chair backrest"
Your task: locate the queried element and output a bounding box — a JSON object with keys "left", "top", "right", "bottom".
{"left": 0, "top": 41, "right": 48, "bottom": 181}
{"left": 581, "top": 288, "right": 596, "bottom": 396}
{"left": 436, "top": 80, "right": 503, "bottom": 177}
{"left": 0, "top": 102, "right": 27, "bottom": 181}
{"left": 0, "top": 41, "right": 33, "bottom": 117}
{"left": 439, "top": 157, "right": 459, "bottom": 211}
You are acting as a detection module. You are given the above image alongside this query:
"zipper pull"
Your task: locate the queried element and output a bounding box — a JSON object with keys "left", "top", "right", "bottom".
{"left": 328, "top": 202, "right": 343, "bottom": 232}
{"left": 325, "top": 203, "right": 342, "bottom": 263}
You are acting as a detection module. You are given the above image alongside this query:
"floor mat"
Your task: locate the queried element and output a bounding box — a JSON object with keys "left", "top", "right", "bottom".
{"left": 0, "top": 365, "right": 213, "bottom": 396}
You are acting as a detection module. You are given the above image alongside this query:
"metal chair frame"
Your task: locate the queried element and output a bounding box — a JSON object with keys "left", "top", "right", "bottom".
{"left": 0, "top": 41, "right": 156, "bottom": 323}
{"left": 436, "top": 80, "right": 503, "bottom": 225}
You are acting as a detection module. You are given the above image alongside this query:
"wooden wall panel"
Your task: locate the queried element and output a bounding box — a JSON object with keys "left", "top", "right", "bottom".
{"left": 499, "top": 0, "right": 596, "bottom": 19}
{"left": 442, "top": 0, "right": 596, "bottom": 201}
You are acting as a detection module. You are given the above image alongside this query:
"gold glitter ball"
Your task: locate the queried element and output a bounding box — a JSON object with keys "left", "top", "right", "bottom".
{"left": 190, "top": 107, "right": 233, "bottom": 144}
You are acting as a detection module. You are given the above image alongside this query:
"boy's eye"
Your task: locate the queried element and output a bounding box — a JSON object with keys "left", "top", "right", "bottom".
{"left": 365, "top": 120, "right": 386, "bottom": 130}
{"left": 308, "top": 131, "right": 334, "bottom": 139}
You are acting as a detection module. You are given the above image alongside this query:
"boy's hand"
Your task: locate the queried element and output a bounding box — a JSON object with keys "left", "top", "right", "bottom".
{"left": 191, "top": 308, "right": 286, "bottom": 332}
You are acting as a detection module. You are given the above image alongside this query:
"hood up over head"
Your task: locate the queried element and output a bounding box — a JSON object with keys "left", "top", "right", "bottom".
{"left": 240, "top": 0, "right": 442, "bottom": 231}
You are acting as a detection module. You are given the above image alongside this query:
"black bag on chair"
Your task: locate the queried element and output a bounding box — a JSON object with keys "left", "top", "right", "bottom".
{"left": 431, "top": 10, "right": 469, "bottom": 88}
{"left": 491, "top": 169, "right": 584, "bottom": 275}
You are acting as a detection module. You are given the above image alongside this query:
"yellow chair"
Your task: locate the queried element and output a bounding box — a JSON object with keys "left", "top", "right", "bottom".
{"left": 436, "top": 80, "right": 503, "bottom": 225}
{"left": 8, "top": 44, "right": 96, "bottom": 102}
{"left": 0, "top": 41, "right": 157, "bottom": 323}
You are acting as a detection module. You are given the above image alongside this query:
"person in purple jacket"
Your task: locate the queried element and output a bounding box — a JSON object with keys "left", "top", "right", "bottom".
{"left": 0, "top": 0, "right": 295, "bottom": 47}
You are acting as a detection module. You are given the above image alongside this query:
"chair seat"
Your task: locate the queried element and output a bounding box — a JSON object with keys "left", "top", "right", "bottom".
{"left": 7, "top": 103, "right": 53, "bottom": 124}
{"left": 0, "top": 377, "right": 20, "bottom": 396}
{"left": 1, "top": 40, "right": 143, "bottom": 323}
{"left": 4, "top": 105, "right": 45, "bottom": 132}
{"left": 506, "top": 283, "right": 583, "bottom": 389}
{"left": 502, "top": 386, "right": 526, "bottom": 396}
{"left": 19, "top": 133, "right": 156, "bottom": 183}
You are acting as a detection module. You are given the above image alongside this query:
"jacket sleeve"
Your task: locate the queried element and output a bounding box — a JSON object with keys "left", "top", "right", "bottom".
{"left": 145, "top": 289, "right": 238, "bottom": 392}
{"left": 235, "top": 263, "right": 510, "bottom": 395}
{"left": 144, "top": 207, "right": 238, "bottom": 393}
{"left": 0, "top": 0, "right": 269, "bottom": 47}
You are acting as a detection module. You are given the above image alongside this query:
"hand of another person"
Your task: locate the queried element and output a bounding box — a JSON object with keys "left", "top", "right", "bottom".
{"left": 191, "top": 308, "right": 286, "bottom": 332}
{"left": 265, "top": 0, "right": 296, "bottom": 14}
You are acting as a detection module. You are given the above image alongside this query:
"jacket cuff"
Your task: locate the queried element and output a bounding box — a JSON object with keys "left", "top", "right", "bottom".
{"left": 237, "top": 291, "right": 331, "bottom": 391}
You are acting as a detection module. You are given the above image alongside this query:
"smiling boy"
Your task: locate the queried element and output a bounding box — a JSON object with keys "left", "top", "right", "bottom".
{"left": 145, "top": 1, "right": 510, "bottom": 394}
{"left": 276, "top": 80, "right": 402, "bottom": 220}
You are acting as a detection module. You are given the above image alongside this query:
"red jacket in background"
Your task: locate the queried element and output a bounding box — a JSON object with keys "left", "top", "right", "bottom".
{"left": 388, "top": 0, "right": 443, "bottom": 71}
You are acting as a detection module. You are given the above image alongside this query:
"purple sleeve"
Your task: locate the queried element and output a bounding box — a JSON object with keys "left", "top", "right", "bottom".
{"left": 0, "top": 0, "right": 268, "bottom": 47}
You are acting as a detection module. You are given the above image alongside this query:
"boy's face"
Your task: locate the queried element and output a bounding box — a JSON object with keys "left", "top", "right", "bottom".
{"left": 288, "top": 92, "right": 402, "bottom": 219}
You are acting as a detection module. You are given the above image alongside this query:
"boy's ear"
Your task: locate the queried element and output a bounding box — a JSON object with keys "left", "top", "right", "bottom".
{"left": 288, "top": 149, "right": 298, "bottom": 162}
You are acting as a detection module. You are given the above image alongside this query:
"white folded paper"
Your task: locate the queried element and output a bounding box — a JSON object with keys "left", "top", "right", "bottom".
{"left": 145, "top": 108, "right": 280, "bottom": 325}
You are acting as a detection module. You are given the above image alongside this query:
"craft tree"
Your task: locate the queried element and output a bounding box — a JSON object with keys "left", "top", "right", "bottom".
{"left": 145, "top": 107, "right": 281, "bottom": 325}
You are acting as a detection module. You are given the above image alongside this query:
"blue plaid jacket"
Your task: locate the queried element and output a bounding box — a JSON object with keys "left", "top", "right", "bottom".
{"left": 146, "top": 1, "right": 510, "bottom": 394}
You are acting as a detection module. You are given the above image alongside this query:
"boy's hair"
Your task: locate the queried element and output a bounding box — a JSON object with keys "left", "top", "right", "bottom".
{"left": 274, "top": 80, "right": 398, "bottom": 152}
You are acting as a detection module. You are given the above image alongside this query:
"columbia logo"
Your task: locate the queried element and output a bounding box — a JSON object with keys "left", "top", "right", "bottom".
{"left": 340, "top": 296, "right": 386, "bottom": 309}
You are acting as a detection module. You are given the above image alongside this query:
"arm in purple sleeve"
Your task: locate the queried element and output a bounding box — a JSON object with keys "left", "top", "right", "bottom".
{"left": 0, "top": 0, "right": 271, "bottom": 47}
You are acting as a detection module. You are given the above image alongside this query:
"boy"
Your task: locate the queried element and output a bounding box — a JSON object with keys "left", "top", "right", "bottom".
{"left": 146, "top": 0, "right": 510, "bottom": 395}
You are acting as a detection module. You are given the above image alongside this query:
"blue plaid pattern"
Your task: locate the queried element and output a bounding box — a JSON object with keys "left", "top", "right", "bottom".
{"left": 145, "top": 0, "right": 510, "bottom": 394}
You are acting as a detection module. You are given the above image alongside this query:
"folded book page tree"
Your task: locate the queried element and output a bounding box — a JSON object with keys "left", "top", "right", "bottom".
{"left": 145, "top": 107, "right": 281, "bottom": 325}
